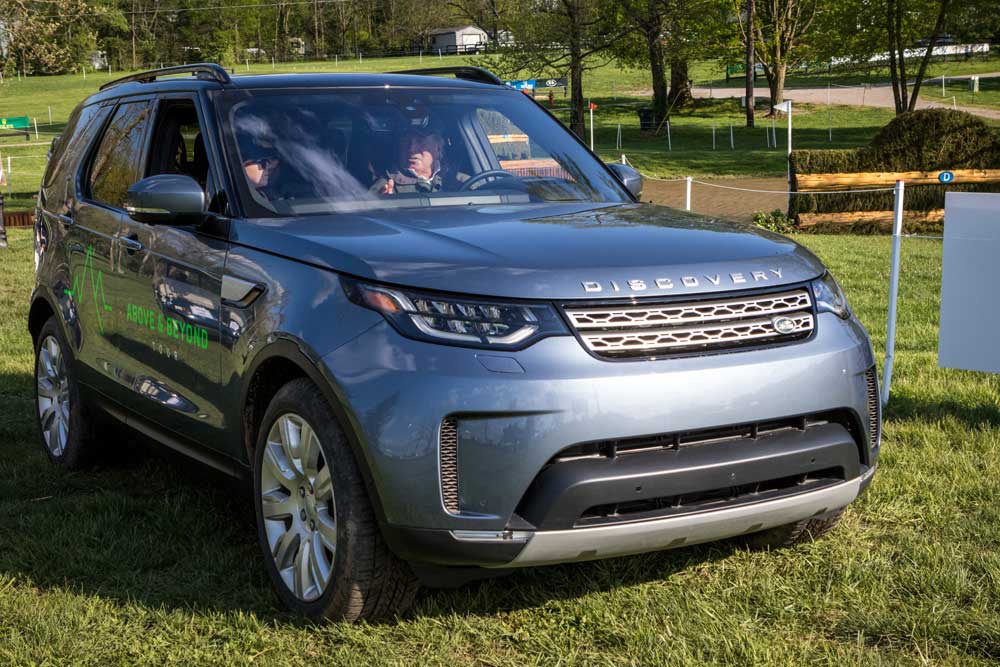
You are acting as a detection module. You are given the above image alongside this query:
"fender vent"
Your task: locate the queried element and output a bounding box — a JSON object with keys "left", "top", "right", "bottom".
{"left": 440, "top": 417, "right": 459, "bottom": 514}
{"left": 865, "top": 367, "right": 881, "bottom": 449}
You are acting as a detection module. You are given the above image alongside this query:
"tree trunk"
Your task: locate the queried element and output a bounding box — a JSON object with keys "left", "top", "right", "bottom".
{"left": 745, "top": 0, "right": 755, "bottom": 128}
{"left": 647, "top": 28, "right": 668, "bottom": 124}
{"left": 907, "top": 0, "right": 952, "bottom": 112}
{"left": 568, "top": 5, "right": 586, "bottom": 139}
{"left": 570, "top": 58, "right": 586, "bottom": 138}
{"left": 768, "top": 62, "right": 786, "bottom": 107}
{"left": 668, "top": 59, "right": 693, "bottom": 108}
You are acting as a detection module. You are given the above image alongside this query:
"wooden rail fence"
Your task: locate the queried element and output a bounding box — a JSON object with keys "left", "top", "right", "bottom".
{"left": 795, "top": 169, "right": 1000, "bottom": 229}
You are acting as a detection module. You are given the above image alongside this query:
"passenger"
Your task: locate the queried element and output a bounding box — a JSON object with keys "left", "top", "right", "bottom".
{"left": 371, "top": 129, "right": 465, "bottom": 195}
{"left": 241, "top": 142, "right": 282, "bottom": 198}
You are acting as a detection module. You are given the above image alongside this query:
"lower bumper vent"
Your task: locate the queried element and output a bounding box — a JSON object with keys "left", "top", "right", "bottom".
{"left": 577, "top": 467, "right": 845, "bottom": 527}
{"left": 440, "top": 417, "right": 459, "bottom": 514}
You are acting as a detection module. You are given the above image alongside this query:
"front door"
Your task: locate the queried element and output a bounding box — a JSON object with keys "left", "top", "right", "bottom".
{"left": 116, "top": 95, "right": 230, "bottom": 451}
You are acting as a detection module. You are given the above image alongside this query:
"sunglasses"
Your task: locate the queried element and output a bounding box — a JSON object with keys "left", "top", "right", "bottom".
{"left": 243, "top": 156, "right": 279, "bottom": 169}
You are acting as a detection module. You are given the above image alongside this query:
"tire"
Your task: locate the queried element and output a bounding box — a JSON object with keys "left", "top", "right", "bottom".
{"left": 252, "top": 378, "right": 419, "bottom": 622}
{"left": 33, "top": 316, "right": 99, "bottom": 469}
{"left": 740, "top": 508, "right": 845, "bottom": 551}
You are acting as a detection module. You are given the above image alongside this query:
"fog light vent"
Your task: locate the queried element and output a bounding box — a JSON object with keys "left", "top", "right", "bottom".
{"left": 864, "top": 367, "right": 881, "bottom": 449}
{"left": 440, "top": 417, "right": 459, "bottom": 514}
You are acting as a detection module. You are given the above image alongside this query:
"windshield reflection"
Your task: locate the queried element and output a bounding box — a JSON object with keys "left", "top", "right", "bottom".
{"left": 217, "top": 88, "right": 629, "bottom": 217}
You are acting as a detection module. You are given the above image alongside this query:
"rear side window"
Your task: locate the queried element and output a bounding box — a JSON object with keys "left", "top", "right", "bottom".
{"left": 88, "top": 101, "right": 152, "bottom": 209}
{"left": 40, "top": 104, "right": 109, "bottom": 208}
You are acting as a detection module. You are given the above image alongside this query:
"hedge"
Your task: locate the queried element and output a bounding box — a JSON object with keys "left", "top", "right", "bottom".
{"left": 789, "top": 109, "right": 1000, "bottom": 222}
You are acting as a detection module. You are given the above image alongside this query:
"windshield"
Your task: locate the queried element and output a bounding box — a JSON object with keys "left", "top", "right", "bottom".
{"left": 215, "top": 87, "right": 630, "bottom": 217}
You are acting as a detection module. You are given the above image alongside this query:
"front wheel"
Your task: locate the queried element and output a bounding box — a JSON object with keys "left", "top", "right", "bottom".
{"left": 252, "top": 378, "right": 419, "bottom": 622}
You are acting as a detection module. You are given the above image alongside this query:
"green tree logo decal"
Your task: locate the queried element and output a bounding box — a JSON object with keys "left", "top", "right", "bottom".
{"left": 64, "top": 245, "right": 113, "bottom": 333}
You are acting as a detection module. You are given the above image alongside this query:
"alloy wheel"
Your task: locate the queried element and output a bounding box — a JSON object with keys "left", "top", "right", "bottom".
{"left": 36, "top": 335, "right": 70, "bottom": 457}
{"left": 260, "top": 413, "right": 336, "bottom": 602}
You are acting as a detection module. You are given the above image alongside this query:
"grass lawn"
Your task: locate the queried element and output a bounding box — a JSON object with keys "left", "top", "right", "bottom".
{"left": 921, "top": 77, "right": 1000, "bottom": 111}
{"left": 1, "top": 227, "right": 999, "bottom": 665}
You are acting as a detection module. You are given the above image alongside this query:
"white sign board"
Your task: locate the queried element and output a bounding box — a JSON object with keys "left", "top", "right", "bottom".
{"left": 938, "top": 192, "right": 1000, "bottom": 373}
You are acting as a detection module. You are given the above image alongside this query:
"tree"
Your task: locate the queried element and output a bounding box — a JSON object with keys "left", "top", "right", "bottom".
{"left": 743, "top": 0, "right": 818, "bottom": 108}
{"left": 481, "top": 0, "right": 623, "bottom": 138}
{"left": 613, "top": 0, "right": 727, "bottom": 126}
{"left": 613, "top": 0, "right": 670, "bottom": 123}
{"left": 0, "top": 0, "right": 100, "bottom": 75}
{"left": 887, "top": 0, "right": 952, "bottom": 114}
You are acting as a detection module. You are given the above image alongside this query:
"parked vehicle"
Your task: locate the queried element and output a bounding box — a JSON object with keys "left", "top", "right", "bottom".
{"left": 31, "top": 63, "right": 880, "bottom": 622}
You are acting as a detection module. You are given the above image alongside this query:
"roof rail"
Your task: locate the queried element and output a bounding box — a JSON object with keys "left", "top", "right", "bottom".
{"left": 99, "top": 63, "right": 232, "bottom": 91}
{"left": 388, "top": 66, "right": 504, "bottom": 86}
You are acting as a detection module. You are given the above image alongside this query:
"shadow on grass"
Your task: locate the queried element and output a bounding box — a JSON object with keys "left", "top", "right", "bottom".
{"left": 886, "top": 390, "right": 1000, "bottom": 430}
{"left": 0, "top": 369, "right": 742, "bottom": 625}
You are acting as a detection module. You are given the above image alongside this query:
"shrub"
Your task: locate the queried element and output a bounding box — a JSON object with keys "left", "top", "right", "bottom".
{"left": 752, "top": 209, "right": 796, "bottom": 234}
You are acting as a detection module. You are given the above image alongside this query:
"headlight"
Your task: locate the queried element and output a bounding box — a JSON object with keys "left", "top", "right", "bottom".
{"left": 812, "top": 272, "right": 850, "bottom": 319}
{"left": 343, "top": 278, "right": 567, "bottom": 349}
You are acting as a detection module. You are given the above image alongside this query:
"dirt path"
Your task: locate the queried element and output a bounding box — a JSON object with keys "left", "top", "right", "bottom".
{"left": 693, "top": 73, "right": 1000, "bottom": 121}
{"left": 643, "top": 176, "right": 789, "bottom": 221}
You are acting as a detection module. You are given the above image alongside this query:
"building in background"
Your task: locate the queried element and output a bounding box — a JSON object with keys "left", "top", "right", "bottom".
{"left": 428, "top": 26, "right": 489, "bottom": 54}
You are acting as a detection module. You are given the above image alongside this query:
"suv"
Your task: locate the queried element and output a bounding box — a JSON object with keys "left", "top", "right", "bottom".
{"left": 31, "top": 64, "right": 879, "bottom": 622}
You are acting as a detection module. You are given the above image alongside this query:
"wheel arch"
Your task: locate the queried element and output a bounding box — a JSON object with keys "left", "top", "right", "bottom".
{"left": 28, "top": 291, "right": 58, "bottom": 345}
{"left": 240, "top": 338, "right": 389, "bottom": 527}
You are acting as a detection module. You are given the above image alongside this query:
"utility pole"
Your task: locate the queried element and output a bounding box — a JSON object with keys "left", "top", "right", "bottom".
{"left": 745, "top": 0, "right": 755, "bottom": 128}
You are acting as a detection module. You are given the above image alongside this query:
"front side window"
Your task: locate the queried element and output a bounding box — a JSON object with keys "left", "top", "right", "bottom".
{"left": 215, "top": 87, "right": 629, "bottom": 217}
{"left": 88, "top": 101, "right": 151, "bottom": 209}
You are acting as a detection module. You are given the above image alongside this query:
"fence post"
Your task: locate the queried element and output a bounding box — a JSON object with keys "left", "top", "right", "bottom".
{"left": 666, "top": 120, "right": 671, "bottom": 151}
{"left": 881, "top": 179, "right": 906, "bottom": 406}
{"left": 0, "top": 188, "right": 6, "bottom": 249}
{"left": 589, "top": 100, "right": 594, "bottom": 151}
{"left": 684, "top": 176, "right": 692, "bottom": 211}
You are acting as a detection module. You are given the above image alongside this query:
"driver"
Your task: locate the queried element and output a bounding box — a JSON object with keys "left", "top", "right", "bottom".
{"left": 371, "top": 129, "right": 465, "bottom": 195}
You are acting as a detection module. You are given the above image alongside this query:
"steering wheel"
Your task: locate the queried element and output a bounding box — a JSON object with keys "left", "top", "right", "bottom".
{"left": 459, "top": 169, "right": 516, "bottom": 191}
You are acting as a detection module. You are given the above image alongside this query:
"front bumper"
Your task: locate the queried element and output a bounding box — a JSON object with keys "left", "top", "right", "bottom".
{"left": 494, "top": 465, "right": 874, "bottom": 567}
{"left": 324, "top": 310, "right": 878, "bottom": 566}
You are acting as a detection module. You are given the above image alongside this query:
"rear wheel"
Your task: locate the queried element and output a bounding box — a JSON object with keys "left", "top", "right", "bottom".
{"left": 740, "top": 508, "right": 845, "bottom": 550}
{"left": 33, "top": 316, "right": 98, "bottom": 469}
{"left": 252, "top": 378, "right": 419, "bottom": 622}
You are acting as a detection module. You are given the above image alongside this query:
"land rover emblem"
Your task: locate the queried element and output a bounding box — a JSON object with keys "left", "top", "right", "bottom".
{"left": 772, "top": 316, "right": 797, "bottom": 334}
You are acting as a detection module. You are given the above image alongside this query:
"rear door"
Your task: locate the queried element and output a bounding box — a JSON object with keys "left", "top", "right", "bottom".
{"left": 115, "top": 93, "right": 230, "bottom": 452}
{"left": 68, "top": 99, "right": 152, "bottom": 398}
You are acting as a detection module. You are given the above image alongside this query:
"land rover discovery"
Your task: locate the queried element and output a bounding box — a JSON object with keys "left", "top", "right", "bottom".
{"left": 30, "top": 64, "right": 880, "bottom": 621}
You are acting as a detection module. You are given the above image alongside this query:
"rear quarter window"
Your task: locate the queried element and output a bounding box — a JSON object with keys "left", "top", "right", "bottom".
{"left": 40, "top": 103, "right": 110, "bottom": 209}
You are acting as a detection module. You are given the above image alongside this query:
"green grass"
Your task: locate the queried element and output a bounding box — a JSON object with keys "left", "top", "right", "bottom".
{"left": 2, "top": 227, "right": 1000, "bottom": 664}
{"left": 578, "top": 99, "right": 897, "bottom": 178}
{"left": 921, "top": 77, "right": 1000, "bottom": 111}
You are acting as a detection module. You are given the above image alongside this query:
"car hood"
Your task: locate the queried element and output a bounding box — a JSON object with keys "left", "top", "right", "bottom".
{"left": 229, "top": 203, "right": 827, "bottom": 300}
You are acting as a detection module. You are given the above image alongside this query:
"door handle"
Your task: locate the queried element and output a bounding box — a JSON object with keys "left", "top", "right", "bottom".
{"left": 121, "top": 235, "right": 144, "bottom": 253}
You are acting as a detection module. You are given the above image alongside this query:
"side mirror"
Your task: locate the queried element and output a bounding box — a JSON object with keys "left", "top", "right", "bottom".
{"left": 125, "top": 174, "right": 206, "bottom": 225}
{"left": 607, "top": 162, "right": 643, "bottom": 199}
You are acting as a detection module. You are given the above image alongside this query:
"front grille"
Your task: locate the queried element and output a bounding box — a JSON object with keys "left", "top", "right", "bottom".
{"left": 564, "top": 288, "right": 814, "bottom": 359}
{"left": 577, "top": 467, "right": 845, "bottom": 527}
{"left": 865, "top": 367, "right": 881, "bottom": 449}
{"left": 439, "top": 417, "right": 459, "bottom": 514}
